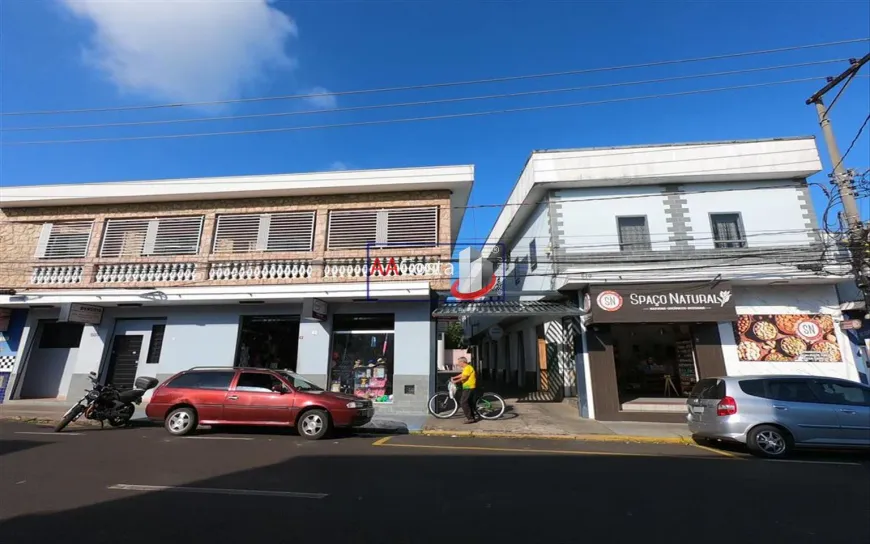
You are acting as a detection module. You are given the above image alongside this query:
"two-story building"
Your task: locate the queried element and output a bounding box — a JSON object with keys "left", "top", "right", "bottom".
{"left": 449, "top": 137, "right": 863, "bottom": 422}
{"left": 0, "top": 165, "right": 473, "bottom": 417}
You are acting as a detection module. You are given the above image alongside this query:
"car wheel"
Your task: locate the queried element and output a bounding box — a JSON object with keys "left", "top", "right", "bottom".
{"left": 165, "top": 407, "right": 198, "bottom": 436}
{"left": 747, "top": 425, "right": 791, "bottom": 458}
{"left": 298, "top": 409, "right": 330, "bottom": 440}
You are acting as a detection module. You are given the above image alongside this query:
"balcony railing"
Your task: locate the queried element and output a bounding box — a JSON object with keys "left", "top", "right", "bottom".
{"left": 323, "top": 256, "right": 448, "bottom": 280}
{"left": 94, "top": 263, "right": 198, "bottom": 284}
{"left": 208, "top": 260, "right": 313, "bottom": 281}
{"left": 31, "top": 265, "right": 85, "bottom": 285}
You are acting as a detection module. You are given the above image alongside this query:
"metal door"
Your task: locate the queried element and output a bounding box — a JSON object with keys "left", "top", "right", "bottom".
{"left": 106, "top": 335, "right": 143, "bottom": 391}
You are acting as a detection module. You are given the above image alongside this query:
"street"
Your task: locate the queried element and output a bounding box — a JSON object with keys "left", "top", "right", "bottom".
{"left": 1, "top": 421, "right": 868, "bottom": 544}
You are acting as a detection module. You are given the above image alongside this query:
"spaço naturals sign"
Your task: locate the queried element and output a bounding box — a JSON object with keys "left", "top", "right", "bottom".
{"left": 589, "top": 282, "right": 736, "bottom": 323}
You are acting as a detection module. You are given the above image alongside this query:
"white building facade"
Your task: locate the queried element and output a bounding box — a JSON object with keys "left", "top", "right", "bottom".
{"left": 460, "top": 137, "right": 863, "bottom": 422}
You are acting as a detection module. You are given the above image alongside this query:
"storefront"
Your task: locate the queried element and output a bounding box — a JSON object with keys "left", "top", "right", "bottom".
{"left": 581, "top": 281, "right": 737, "bottom": 422}
{"left": 578, "top": 281, "right": 862, "bottom": 422}
{"left": 6, "top": 299, "right": 436, "bottom": 415}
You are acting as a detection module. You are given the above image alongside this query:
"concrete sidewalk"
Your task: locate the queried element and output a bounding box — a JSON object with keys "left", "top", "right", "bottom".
{"left": 421, "top": 399, "right": 692, "bottom": 443}
{"left": 0, "top": 399, "right": 692, "bottom": 442}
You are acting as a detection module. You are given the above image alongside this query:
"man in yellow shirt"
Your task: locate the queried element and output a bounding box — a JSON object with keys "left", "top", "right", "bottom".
{"left": 451, "top": 356, "right": 478, "bottom": 423}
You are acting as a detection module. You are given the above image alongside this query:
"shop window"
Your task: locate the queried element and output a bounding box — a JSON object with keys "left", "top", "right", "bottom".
{"left": 617, "top": 216, "right": 651, "bottom": 251}
{"left": 145, "top": 325, "right": 166, "bottom": 364}
{"left": 167, "top": 371, "right": 235, "bottom": 390}
{"left": 39, "top": 322, "right": 84, "bottom": 349}
{"left": 710, "top": 213, "right": 746, "bottom": 249}
{"left": 235, "top": 316, "right": 299, "bottom": 370}
{"left": 236, "top": 372, "right": 285, "bottom": 393}
{"left": 330, "top": 314, "right": 395, "bottom": 402}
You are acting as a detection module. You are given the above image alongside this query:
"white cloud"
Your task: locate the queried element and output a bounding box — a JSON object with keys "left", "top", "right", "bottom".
{"left": 305, "top": 87, "right": 338, "bottom": 110}
{"left": 328, "top": 161, "right": 349, "bottom": 171}
{"left": 60, "top": 0, "right": 298, "bottom": 103}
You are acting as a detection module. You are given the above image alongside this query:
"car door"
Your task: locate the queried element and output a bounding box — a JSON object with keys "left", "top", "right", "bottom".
{"left": 764, "top": 379, "right": 842, "bottom": 445}
{"left": 810, "top": 379, "right": 870, "bottom": 446}
{"left": 223, "top": 371, "right": 294, "bottom": 425}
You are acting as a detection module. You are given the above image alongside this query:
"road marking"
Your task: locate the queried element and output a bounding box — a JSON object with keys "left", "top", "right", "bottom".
{"left": 374, "top": 441, "right": 731, "bottom": 459}
{"left": 691, "top": 443, "right": 742, "bottom": 459}
{"left": 183, "top": 436, "right": 255, "bottom": 441}
{"left": 371, "top": 436, "right": 393, "bottom": 446}
{"left": 14, "top": 431, "right": 83, "bottom": 436}
{"left": 108, "top": 484, "right": 328, "bottom": 499}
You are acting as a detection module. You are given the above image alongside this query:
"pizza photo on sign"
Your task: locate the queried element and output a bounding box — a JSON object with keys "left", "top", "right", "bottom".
{"left": 733, "top": 314, "right": 841, "bottom": 362}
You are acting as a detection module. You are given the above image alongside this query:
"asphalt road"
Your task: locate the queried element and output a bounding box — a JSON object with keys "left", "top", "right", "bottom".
{"left": 1, "top": 421, "right": 868, "bottom": 544}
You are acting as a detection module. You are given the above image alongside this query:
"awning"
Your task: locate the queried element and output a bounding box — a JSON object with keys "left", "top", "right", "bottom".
{"left": 432, "top": 300, "right": 585, "bottom": 317}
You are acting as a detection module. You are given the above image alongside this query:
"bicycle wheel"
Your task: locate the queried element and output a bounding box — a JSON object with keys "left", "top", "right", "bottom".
{"left": 428, "top": 393, "right": 458, "bottom": 419}
{"left": 475, "top": 393, "right": 506, "bottom": 420}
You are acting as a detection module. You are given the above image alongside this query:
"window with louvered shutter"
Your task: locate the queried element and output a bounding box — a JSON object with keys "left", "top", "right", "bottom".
{"left": 34, "top": 221, "right": 94, "bottom": 259}
{"left": 617, "top": 216, "right": 651, "bottom": 251}
{"left": 710, "top": 213, "right": 746, "bottom": 249}
{"left": 327, "top": 207, "right": 438, "bottom": 250}
{"left": 385, "top": 207, "right": 438, "bottom": 247}
{"left": 327, "top": 210, "right": 379, "bottom": 250}
{"left": 100, "top": 216, "right": 204, "bottom": 257}
{"left": 213, "top": 212, "right": 315, "bottom": 253}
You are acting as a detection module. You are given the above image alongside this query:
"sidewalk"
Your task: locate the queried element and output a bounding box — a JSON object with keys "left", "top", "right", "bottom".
{"left": 420, "top": 399, "right": 693, "bottom": 444}
{"left": 0, "top": 399, "right": 692, "bottom": 443}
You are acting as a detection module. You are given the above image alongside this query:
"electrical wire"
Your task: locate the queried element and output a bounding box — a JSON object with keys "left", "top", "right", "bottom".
{"left": 833, "top": 113, "right": 870, "bottom": 173}
{"left": 2, "top": 59, "right": 850, "bottom": 133}
{"left": 3, "top": 37, "right": 867, "bottom": 117}
{"left": 1, "top": 76, "right": 840, "bottom": 146}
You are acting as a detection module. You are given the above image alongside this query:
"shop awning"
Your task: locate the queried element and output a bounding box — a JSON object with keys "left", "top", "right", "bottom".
{"left": 432, "top": 301, "right": 585, "bottom": 317}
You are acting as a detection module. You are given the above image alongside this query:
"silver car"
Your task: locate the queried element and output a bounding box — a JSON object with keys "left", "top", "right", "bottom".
{"left": 686, "top": 375, "right": 870, "bottom": 458}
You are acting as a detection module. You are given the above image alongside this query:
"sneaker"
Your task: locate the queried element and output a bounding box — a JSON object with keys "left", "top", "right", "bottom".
{"left": 463, "top": 419, "right": 476, "bottom": 424}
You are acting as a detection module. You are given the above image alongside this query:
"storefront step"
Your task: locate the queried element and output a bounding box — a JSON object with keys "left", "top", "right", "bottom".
{"left": 620, "top": 398, "right": 686, "bottom": 413}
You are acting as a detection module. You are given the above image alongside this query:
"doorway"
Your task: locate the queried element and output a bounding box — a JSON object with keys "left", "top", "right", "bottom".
{"left": 18, "top": 321, "right": 84, "bottom": 399}
{"left": 234, "top": 315, "right": 300, "bottom": 371}
{"left": 105, "top": 335, "right": 144, "bottom": 390}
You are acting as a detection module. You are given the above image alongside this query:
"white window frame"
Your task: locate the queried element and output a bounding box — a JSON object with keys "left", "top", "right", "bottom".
{"left": 99, "top": 216, "right": 204, "bottom": 257}
{"left": 212, "top": 211, "right": 316, "bottom": 254}
{"left": 34, "top": 221, "right": 94, "bottom": 259}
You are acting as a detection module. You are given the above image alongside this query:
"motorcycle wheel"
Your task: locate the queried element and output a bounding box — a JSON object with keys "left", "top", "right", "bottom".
{"left": 54, "top": 404, "right": 85, "bottom": 432}
{"left": 108, "top": 404, "right": 135, "bottom": 427}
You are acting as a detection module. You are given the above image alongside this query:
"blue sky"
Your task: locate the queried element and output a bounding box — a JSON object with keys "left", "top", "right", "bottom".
{"left": 1, "top": 0, "right": 869, "bottom": 246}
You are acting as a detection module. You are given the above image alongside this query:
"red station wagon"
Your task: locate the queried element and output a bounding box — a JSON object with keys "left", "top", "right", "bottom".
{"left": 145, "top": 367, "right": 374, "bottom": 440}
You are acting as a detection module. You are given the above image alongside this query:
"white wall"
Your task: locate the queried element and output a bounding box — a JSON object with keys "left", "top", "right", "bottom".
{"left": 720, "top": 285, "right": 861, "bottom": 382}
{"left": 503, "top": 202, "right": 554, "bottom": 297}
{"left": 555, "top": 186, "right": 671, "bottom": 252}
{"left": 682, "top": 181, "right": 811, "bottom": 249}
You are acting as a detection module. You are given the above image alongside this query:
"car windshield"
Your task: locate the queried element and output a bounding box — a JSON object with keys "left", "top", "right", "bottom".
{"left": 279, "top": 371, "right": 323, "bottom": 392}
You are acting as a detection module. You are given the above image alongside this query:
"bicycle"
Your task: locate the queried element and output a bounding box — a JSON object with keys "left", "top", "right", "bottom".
{"left": 427, "top": 380, "right": 506, "bottom": 420}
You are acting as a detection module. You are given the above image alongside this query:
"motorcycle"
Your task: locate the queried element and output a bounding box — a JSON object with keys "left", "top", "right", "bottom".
{"left": 54, "top": 371, "right": 159, "bottom": 432}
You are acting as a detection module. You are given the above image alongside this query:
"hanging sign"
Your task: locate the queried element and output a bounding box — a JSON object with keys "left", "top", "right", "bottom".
{"left": 488, "top": 326, "right": 504, "bottom": 341}
{"left": 58, "top": 303, "right": 103, "bottom": 325}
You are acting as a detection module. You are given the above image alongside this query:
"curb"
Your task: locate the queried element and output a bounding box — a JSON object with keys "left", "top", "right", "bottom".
{"left": 415, "top": 428, "right": 691, "bottom": 445}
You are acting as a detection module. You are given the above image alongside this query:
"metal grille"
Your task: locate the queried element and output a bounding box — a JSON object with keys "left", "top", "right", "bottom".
{"left": 711, "top": 213, "right": 746, "bottom": 248}
{"left": 267, "top": 212, "right": 315, "bottom": 251}
{"left": 327, "top": 210, "right": 379, "bottom": 250}
{"left": 617, "top": 216, "right": 651, "bottom": 251}
{"left": 35, "top": 221, "right": 94, "bottom": 259}
{"left": 327, "top": 207, "right": 438, "bottom": 250}
{"left": 100, "top": 216, "right": 204, "bottom": 257}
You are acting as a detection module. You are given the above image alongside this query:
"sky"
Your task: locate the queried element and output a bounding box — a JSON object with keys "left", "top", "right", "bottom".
{"left": 1, "top": 0, "right": 869, "bottom": 248}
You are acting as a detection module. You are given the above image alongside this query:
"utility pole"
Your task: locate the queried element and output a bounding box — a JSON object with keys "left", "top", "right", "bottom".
{"left": 807, "top": 53, "right": 870, "bottom": 314}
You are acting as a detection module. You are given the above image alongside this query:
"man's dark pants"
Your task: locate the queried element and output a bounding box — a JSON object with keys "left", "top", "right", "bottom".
{"left": 460, "top": 388, "right": 478, "bottom": 421}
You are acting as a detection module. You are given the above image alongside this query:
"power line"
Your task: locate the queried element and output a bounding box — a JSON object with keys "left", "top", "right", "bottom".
{"left": 2, "top": 37, "right": 867, "bottom": 117}
{"left": 1, "top": 76, "right": 838, "bottom": 146}
{"left": 2, "top": 59, "right": 850, "bottom": 133}
{"left": 834, "top": 113, "right": 870, "bottom": 172}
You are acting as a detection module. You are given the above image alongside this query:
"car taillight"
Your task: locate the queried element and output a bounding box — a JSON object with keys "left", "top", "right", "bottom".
{"left": 716, "top": 396, "right": 737, "bottom": 416}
